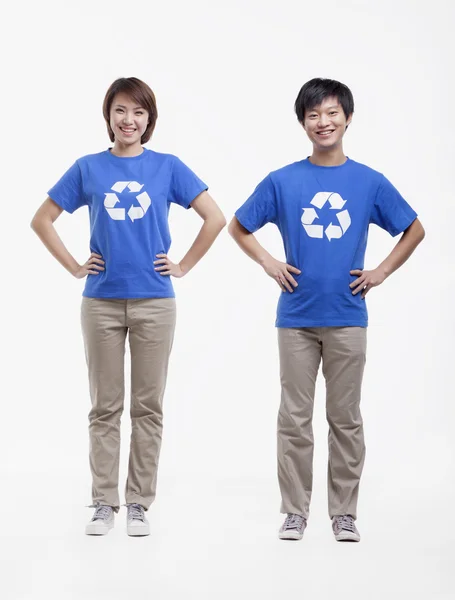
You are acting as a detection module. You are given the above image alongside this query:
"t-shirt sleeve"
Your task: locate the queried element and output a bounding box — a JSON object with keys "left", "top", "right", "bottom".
{"left": 168, "top": 156, "right": 208, "bottom": 209}
{"left": 47, "top": 161, "right": 87, "bottom": 214}
{"left": 235, "top": 175, "right": 277, "bottom": 233}
{"left": 370, "top": 175, "right": 417, "bottom": 236}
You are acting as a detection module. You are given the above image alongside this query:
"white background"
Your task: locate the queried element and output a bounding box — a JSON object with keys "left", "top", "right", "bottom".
{"left": 2, "top": 0, "right": 454, "bottom": 598}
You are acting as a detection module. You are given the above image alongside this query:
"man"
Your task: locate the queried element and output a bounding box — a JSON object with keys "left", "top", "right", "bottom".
{"left": 228, "top": 78, "right": 424, "bottom": 542}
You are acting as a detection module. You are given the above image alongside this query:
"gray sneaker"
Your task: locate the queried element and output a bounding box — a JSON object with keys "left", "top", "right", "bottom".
{"left": 279, "top": 513, "right": 307, "bottom": 540}
{"left": 126, "top": 503, "right": 150, "bottom": 537}
{"left": 332, "top": 515, "right": 360, "bottom": 542}
{"left": 85, "top": 505, "right": 115, "bottom": 536}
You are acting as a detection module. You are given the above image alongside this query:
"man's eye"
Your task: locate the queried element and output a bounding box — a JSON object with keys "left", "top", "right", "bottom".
{"left": 329, "top": 111, "right": 338, "bottom": 115}
{"left": 135, "top": 112, "right": 144, "bottom": 115}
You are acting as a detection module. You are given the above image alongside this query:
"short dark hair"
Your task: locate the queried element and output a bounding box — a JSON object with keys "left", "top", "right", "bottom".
{"left": 103, "top": 77, "right": 158, "bottom": 143}
{"left": 294, "top": 78, "right": 354, "bottom": 122}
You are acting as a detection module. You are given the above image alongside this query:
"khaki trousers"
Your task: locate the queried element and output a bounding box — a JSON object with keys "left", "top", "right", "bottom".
{"left": 81, "top": 297, "right": 176, "bottom": 511}
{"left": 277, "top": 327, "right": 367, "bottom": 520}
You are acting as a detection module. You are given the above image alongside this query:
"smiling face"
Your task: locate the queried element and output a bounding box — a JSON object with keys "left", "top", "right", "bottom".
{"left": 302, "top": 96, "right": 352, "bottom": 151}
{"left": 109, "top": 92, "right": 149, "bottom": 148}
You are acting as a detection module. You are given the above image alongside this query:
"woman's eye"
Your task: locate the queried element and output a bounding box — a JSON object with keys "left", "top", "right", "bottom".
{"left": 135, "top": 112, "right": 144, "bottom": 116}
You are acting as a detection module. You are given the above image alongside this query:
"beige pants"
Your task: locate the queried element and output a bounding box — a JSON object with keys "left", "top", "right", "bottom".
{"left": 81, "top": 297, "right": 176, "bottom": 511}
{"left": 277, "top": 327, "right": 367, "bottom": 520}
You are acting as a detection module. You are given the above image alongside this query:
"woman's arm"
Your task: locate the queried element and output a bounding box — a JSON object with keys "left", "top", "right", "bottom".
{"left": 154, "top": 191, "right": 226, "bottom": 277}
{"left": 228, "top": 216, "right": 301, "bottom": 293}
{"left": 30, "top": 198, "right": 105, "bottom": 279}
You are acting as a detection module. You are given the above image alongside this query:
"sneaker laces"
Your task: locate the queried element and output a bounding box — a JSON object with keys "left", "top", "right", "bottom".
{"left": 284, "top": 513, "right": 306, "bottom": 530}
{"left": 92, "top": 505, "right": 112, "bottom": 521}
{"left": 334, "top": 515, "right": 356, "bottom": 532}
{"left": 128, "top": 503, "right": 145, "bottom": 521}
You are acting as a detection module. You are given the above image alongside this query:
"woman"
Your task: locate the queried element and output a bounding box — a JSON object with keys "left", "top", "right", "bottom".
{"left": 31, "top": 77, "right": 226, "bottom": 536}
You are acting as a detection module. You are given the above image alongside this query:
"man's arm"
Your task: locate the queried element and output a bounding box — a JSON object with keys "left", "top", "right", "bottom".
{"left": 350, "top": 218, "right": 425, "bottom": 298}
{"left": 228, "top": 216, "right": 301, "bottom": 293}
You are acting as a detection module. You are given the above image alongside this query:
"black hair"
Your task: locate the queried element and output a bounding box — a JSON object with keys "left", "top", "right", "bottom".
{"left": 294, "top": 78, "right": 354, "bottom": 122}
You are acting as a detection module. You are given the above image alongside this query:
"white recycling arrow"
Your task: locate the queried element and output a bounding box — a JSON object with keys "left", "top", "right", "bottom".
{"left": 104, "top": 193, "right": 120, "bottom": 208}
{"left": 136, "top": 191, "right": 151, "bottom": 212}
{"left": 311, "top": 192, "right": 332, "bottom": 209}
{"left": 328, "top": 193, "right": 346, "bottom": 210}
{"left": 304, "top": 224, "right": 324, "bottom": 238}
{"left": 325, "top": 223, "right": 343, "bottom": 241}
{"left": 336, "top": 209, "right": 351, "bottom": 233}
{"left": 301, "top": 207, "right": 319, "bottom": 225}
{"left": 104, "top": 182, "right": 151, "bottom": 222}
{"left": 128, "top": 205, "right": 145, "bottom": 222}
{"left": 127, "top": 182, "right": 144, "bottom": 192}
{"left": 104, "top": 193, "right": 125, "bottom": 219}
{"left": 111, "top": 181, "right": 130, "bottom": 193}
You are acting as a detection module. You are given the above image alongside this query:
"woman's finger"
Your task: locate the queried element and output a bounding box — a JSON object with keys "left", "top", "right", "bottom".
{"left": 159, "top": 270, "right": 172, "bottom": 276}
{"left": 361, "top": 284, "right": 372, "bottom": 298}
{"left": 275, "top": 276, "right": 286, "bottom": 292}
{"left": 153, "top": 258, "right": 168, "bottom": 265}
{"left": 155, "top": 265, "right": 170, "bottom": 271}
{"left": 284, "top": 272, "right": 298, "bottom": 287}
{"left": 287, "top": 265, "right": 301, "bottom": 275}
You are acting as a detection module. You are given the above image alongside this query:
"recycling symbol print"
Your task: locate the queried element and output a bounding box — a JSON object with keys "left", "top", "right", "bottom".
{"left": 301, "top": 191, "right": 351, "bottom": 241}
{"left": 104, "top": 181, "right": 151, "bottom": 222}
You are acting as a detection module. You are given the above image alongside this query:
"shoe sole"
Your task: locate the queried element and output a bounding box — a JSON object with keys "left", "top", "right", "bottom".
{"left": 278, "top": 531, "right": 304, "bottom": 540}
{"left": 127, "top": 524, "right": 150, "bottom": 537}
{"left": 334, "top": 531, "right": 360, "bottom": 542}
{"left": 85, "top": 522, "right": 114, "bottom": 536}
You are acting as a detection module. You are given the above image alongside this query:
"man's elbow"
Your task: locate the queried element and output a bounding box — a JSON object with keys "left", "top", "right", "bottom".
{"left": 228, "top": 217, "right": 239, "bottom": 239}
{"left": 414, "top": 218, "right": 426, "bottom": 242}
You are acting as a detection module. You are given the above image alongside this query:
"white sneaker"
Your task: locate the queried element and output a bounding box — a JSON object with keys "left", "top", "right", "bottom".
{"left": 332, "top": 515, "right": 361, "bottom": 542}
{"left": 126, "top": 503, "right": 150, "bottom": 536}
{"left": 279, "top": 513, "right": 307, "bottom": 540}
{"left": 85, "top": 505, "right": 115, "bottom": 535}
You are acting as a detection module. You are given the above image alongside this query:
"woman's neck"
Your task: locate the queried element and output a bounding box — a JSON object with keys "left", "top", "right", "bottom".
{"left": 110, "top": 142, "right": 144, "bottom": 158}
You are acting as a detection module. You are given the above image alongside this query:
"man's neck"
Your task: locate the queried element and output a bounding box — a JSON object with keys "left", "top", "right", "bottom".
{"left": 308, "top": 147, "right": 347, "bottom": 167}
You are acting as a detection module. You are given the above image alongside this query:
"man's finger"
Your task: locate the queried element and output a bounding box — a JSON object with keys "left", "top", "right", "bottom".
{"left": 159, "top": 270, "right": 172, "bottom": 276}
{"left": 153, "top": 258, "right": 167, "bottom": 265}
{"left": 352, "top": 283, "right": 365, "bottom": 295}
{"left": 350, "top": 269, "right": 362, "bottom": 275}
{"left": 349, "top": 276, "right": 364, "bottom": 289}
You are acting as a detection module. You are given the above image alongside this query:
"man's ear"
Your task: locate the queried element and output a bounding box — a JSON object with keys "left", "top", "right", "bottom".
{"left": 345, "top": 114, "right": 353, "bottom": 129}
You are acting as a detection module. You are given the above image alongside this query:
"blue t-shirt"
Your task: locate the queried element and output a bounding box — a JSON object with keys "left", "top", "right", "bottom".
{"left": 235, "top": 158, "right": 417, "bottom": 328}
{"left": 48, "top": 148, "right": 208, "bottom": 298}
